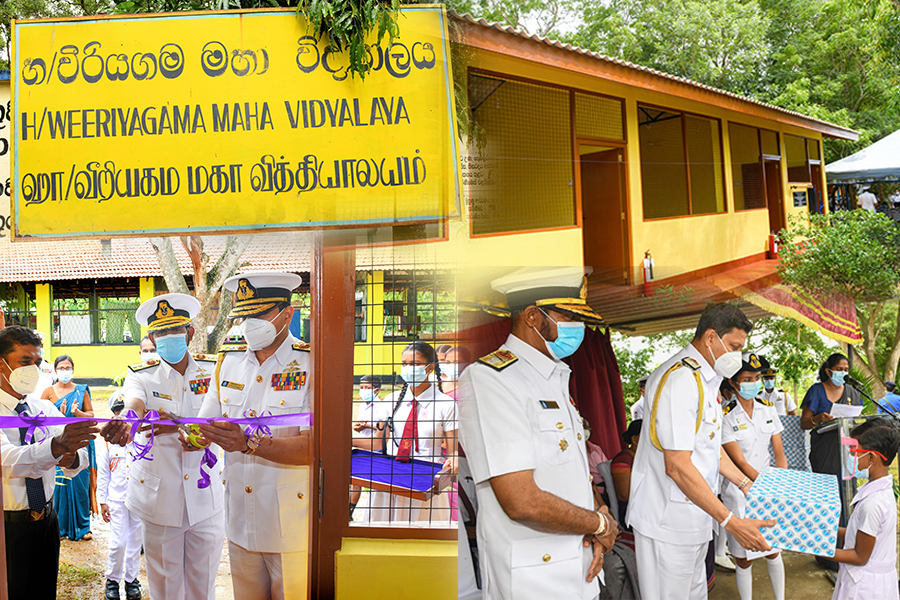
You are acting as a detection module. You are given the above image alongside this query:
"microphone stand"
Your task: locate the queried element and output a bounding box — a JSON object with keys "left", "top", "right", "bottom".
{"left": 845, "top": 379, "right": 900, "bottom": 421}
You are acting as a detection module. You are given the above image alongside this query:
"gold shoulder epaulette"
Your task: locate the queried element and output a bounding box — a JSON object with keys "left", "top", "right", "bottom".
{"left": 219, "top": 344, "right": 247, "bottom": 353}
{"left": 722, "top": 399, "right": 737, "bottom": 415}
{"left": 478, "top": 349, "right": 518, "bottom": 371}
{"left": 756, "top": 397, "right": 774, "bottom": 407}
{"left": 128, "top": 359, "right": 160, "bottom": 372}
{"left": 292, "top": 341, "right": 311, "bottom": 352}
{"left": 193, "top": 353, "right": 217, "bottom": 362}
{"left": 681, "top": 357, "right": 702, "bottom": 371}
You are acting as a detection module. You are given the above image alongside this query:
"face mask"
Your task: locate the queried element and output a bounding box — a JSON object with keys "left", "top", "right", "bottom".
{"left": 1, "top": 359, "right": 40, "bottom": 396}
{"left": 440, "top": 363, "right": 458, "bottom": 381}
{"left": 763, "top": 379, "right": 776, "bottom": 391}
{"left": 534, "top": 309, "right": 585, "bottom": 360}
{"left": 359, "top": 389, "right": 377, "bottom": 403}
{"left": 57, "top": 370, "right": 74, "bottom": 384}
{"left": 853, "top": 452, "right": 871, "bottom": 480}
{"left": 710, "top": 333, "right": 743, "bottom": 379}
{"left": 830, "top": 369, "right": 847, "bottom": 386}
{"left": 401, "top": 365, "right": 429, "bottom": 386}
{"left": 738, "top": 381, "right": 762, "bottom": 399}
{"left": 241, "top": 309, "right": 286, "bottom": 351}
{"left": 154, "top": 332, "right": 188, "bottom": 364}
{"left": 141, "top": 351, "right": 159, "bottom": 363}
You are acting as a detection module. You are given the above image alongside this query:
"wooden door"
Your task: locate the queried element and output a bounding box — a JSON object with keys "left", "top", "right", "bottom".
{"left": 581, "top": 148, "right": 627, "bottom": 284}
{"left": 765, "top": 160, "right": 785, "bottom": 234}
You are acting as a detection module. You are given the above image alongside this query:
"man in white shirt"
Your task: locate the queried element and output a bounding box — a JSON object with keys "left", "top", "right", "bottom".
{"left": 857, "top": 186, "right": 878, "bottom": 212}
{"left": 459, "top": 267, "right": 618, "bottom": 600}
{"left": 1, "top": 325, "right": 96, "bottom": 599}
{"left": 630, "top": 376, "right": 648, "bottom": 421}
{"left": 197, "top": 272, "right": 312, "bottom": 600}
{"left": 627, "top": 304, "right": 775, "bottom": 600}
{"left": 101, "top": 293, "right": 225, "bottom": 600}
{"left": 759, "top": 362, "right": 797, "bottom": 416}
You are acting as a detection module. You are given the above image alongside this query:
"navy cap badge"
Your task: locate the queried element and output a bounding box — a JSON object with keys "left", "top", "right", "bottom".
{"left": 155, "top": 300, "right": 172, "bottom": 320}
{"left": 237, "top": 279, "right": 257, "bottom": 301}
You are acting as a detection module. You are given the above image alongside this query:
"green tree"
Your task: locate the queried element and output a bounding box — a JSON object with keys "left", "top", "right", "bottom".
{"left": 778, "top": 210, "right": 900, "bottom": 398}
{"left": 611, "top": 331, "right": 654, "bottom": 417}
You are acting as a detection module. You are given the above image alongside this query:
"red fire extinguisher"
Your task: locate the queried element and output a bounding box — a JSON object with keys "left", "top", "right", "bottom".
{"left": 643, "top": 251, "right": 654, "bottom": 296}
{"left": 767, "top": 233, "right": 779, "bottom": 259}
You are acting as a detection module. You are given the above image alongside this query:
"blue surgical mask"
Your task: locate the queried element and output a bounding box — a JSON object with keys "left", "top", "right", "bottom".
{"left": 154, "top": 332, "right": 188, "bottom": 364}
{"left": 831, "top": 370, "right": 847, "bottom": 386}
{"left": 360, "top": 389, "right": 378, "bottom": 403}
{"left": 401, "top": 365, "right": 429, "bottom": 386}
{"left": 536, "top": 309, "right": 585, "bottom": 360}
{"left": 57, "top": 370, "right": 74, "bottom": 384}
{"left": 739, "top": 381, "right": 762, "bottom": 399}
{"left": 854, "top": 452, "right": 871, "bottom": 480}
{"left": 763, "top": 379, "right": 776, "bottom": 391}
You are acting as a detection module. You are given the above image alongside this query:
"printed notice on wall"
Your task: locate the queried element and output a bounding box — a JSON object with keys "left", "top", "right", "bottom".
{"left": 11, "top": 7, "right": 458, "bottom": 238}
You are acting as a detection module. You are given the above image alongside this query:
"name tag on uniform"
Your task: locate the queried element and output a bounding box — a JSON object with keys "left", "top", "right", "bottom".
{"left": 222, "top": 381, "right": 244, "bottom": 391}
{"left": 271, "top": 371, "right": 307, "bottom": 391}
{"left": 539, "top": 400, "right": 560, "bottom": 409}
{"left": 733, "top": 423, "right": 748, "bottom": 431}
{"left": 152, "top": 391, "right": 172, "bottom": 400}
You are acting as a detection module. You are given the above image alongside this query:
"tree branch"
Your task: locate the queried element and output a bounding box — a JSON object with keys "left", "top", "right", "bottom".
{"left": 149, "top": 237, "right": 190, "bottom": 294}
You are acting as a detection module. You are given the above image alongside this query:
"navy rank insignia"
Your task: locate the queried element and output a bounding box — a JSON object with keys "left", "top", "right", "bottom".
{"left": 222, "top": 381, "right": 245, "bottom": 391}
{"left": 190, "top": 378, "right": 211, "bottom": 394}
{"left": 722, "top": 399, "right": 736, "bottom": 415}
{"left": 220, "top": 344, "right": 247, "bottom": 353}
{"left": 193, "top": 353, "right": 217, "bottom": 363}
{"left": 236, "top": 279, "right": 257, "bottom": 301}
{"left": 272, "top": 371, "right": 307, "bottom": 391}
{"left": 681, "top": 357, "right": 701, "bottom": 371}
{"left": 756, "top": 397, "right": 774, "bottom": 407}
{"left": 154, "top": 300, "right": 173, "bottom": 320}
{"left": 129, "top": 359, "right": 160, "bottom": 372}
{"left": 292, "top": 342, "right": 311, "bottom": 352}
{"left": 478, "top": 349, "right": 518, "bottom": 371}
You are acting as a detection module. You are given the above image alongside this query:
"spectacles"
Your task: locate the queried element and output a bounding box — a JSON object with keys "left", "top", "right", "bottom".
{"left": 849, "top": 447, "right": 888, "bottom": 462}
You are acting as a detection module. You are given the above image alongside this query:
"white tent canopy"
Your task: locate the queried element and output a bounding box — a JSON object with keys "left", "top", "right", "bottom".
{"left": 826, "top": 129, "right": 900, "bottom": 183}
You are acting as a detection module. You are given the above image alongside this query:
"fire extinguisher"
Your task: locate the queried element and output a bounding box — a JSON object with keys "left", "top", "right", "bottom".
{"left": 767, "top": 233, "right": 779, "bottom": 259}
{"left": 643, "top": 251, "right": 654, "bottom": 296}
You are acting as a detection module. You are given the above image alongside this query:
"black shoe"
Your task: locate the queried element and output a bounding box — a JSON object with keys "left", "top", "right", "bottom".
{"left": 105, "top": 579, "right": 121, "bottom": 600}
{"left": 124, "top": 579, "right": 141, "bottom": 600}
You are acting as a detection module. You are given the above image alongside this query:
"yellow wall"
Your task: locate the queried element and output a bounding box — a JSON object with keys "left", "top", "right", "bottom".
{"left": 335, "top": 538, "right": 456, "bottom": 600}
{"left": 50, "top": 345, "right": 138, "bottom": 381}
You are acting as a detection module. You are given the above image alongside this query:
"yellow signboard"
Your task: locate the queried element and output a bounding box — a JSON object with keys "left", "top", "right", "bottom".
{"left": 11, "top": 7, "right": 458, "bottom": 238}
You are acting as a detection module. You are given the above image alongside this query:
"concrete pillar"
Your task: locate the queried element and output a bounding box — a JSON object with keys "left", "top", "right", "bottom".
{"left": 139, "top": 277, "right": 155, "bottom": 338}
{"left": 35, "top": 283, "right": 52, "bottom": 357}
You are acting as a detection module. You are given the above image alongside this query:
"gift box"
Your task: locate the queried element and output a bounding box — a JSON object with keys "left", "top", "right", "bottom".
{"left": 744, "top": 467, "right": 840, "bottom": 558}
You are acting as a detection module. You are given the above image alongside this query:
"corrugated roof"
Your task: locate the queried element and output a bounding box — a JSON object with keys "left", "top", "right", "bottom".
{"left": 451, "top": 11, "right": 858, "bottom": 141}
{"left": 0, "top": 234, "right": 450, "bottom": 282}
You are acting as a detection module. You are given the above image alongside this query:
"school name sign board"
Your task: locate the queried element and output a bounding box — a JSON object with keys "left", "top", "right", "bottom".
{"left": 11, "top": 7, "right": 458, "bottom": 238}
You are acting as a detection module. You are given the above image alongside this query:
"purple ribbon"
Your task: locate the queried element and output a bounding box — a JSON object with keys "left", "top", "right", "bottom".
{"left": 242, "top": 409, "right": 274, "bottom": 439}
{"left": 20, "top": 410, "right": 50, "bottom": 444}
{"left": 125, "top": 409, "right": 160, "bottom": 462}
{"left": 198, "top": 448, "right": 218, "bottom": 489}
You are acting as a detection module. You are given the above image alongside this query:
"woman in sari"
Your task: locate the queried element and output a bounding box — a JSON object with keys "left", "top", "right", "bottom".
{"left": 42, "top": 355, "right": 96, "bottom": 541}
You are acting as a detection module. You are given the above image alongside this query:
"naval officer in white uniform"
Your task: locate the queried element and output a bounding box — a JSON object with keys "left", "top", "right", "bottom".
{"left": 197, "top": 272, "right": 311, "bottom": 600}
{"left": 101, "top": 293, "right": 225, "bottom": 600}
{"left": 759, "top": 362, "right": 797, "bottom": 416}
{"left": 626, "top": 304, "right": 776, "bottom": 600}
{"left": 459, "top": 267, "right": 618, "bottom": 600}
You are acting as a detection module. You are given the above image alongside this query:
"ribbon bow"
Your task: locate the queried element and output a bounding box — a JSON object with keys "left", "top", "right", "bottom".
{"left": 242, "top": 409, "right": 274, "bottom": 439}
{"left": 197, "top": 448, "right": 218, "bottom": 489}
{"left": 19, "top": 410, "right": 50, "bottom": 445}
{"left": 124, "top": 409, "right": 161, "bottom": 462}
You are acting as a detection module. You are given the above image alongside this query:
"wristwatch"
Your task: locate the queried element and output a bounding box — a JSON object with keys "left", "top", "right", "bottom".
{"left": 241, "top": 432, "right": 262, "bottom": 455}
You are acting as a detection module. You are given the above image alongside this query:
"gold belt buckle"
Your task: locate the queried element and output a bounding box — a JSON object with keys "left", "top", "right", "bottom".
{"left": 29, "top": 506, "right": 47, "bottom": 522}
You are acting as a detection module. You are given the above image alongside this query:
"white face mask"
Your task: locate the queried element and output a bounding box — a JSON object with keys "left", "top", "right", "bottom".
{"left": 440, "top": 363, "right": 459, "bottom": 381}
{"left": 241, "top": 309, "right": 287, "bottom": 351}
{"left": 141, "top": 351, "right": 159, "bottom": 363}
{"left": 2, "top": 359, "right": 40, "bottom": 396}
{"left": 710, "top": 333, "right": 743, "bottom": 379}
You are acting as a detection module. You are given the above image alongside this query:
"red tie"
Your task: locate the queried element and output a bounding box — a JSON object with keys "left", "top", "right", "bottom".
{"left": 395, "top": 398, "right": 419, "bottom": 462}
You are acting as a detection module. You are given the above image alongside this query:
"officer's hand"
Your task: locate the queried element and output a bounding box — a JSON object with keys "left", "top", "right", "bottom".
{"left": 100, "top": 503, "right": 111, "bottom": 523}
{"left": 596, "top": 506, "right": 619, "bottom": 553}
{"left": 177, "top": 428, "right": 208, "bottom": 452}
{"left": 742, "top": 479, "right": 755, "bottom": 497}
{"left": 583, "top": 535, "right": 605, "bottom": 581}
{"left": 726, "top": 516, "right": 776, "bottom": 553}
{"left": 52, "top": 421, "right": 99, "bottom": 458}
{"left": 100, "top": 419, "right": 131, "bottom": 447}
{"left": 198, "top": 421, "right": 248, "bottom": 453}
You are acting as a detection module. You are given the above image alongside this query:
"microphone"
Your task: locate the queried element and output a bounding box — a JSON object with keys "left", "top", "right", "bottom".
{"left": 844, "top": 375, "right": 864, "bottom": 389}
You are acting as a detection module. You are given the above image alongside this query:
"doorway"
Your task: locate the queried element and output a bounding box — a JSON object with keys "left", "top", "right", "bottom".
{"left": 764, "top": 160, "right": 785, "bottom": 234}
{"left": 580, "top": 145, "right": 628, "bottom": 284}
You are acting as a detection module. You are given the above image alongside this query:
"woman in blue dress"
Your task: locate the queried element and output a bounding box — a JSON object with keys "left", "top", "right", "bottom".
{"left": 42, "top": 355, "right": 96, "bottom": 541}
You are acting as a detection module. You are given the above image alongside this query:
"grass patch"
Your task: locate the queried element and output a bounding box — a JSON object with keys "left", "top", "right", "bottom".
{"left": 57, "top": 561, "right": 103, "bottom": 599}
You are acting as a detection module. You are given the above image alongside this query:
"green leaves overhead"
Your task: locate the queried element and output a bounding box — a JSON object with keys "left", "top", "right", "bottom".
{"left": 778, "top": 210, "right": 900, "bottom": 303}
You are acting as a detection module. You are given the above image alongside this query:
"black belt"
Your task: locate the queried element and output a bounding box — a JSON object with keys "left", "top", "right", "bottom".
{"left": 4, "top": 501, "right": 53, "bottom": 523}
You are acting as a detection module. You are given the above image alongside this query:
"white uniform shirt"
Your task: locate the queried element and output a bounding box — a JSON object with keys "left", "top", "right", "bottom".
{"left": 123, "top": 354, "right": 224, "bottom": 528}
{"left": 0, "top": 389, "right": 88, "bottom": 511}
{"left": 459, "top": 334, "right": 598, "bottom": 600}
{"left": 380, "top": 385, "right": 456, "bottom": 463}
{"left": 355, "top": 399, "right": 381, "bottom": 438}
{"left": 760, "top": 387, "right": 796, "bottom": 416}
{"left": 199, "top": 335, "right": 311, "bottom": 554}
{"left": 833, "top": 475, "right": 899, "bottom": 600}
{"left": 96, "top": 440, "right": 132, "bottom": 505}
{"left": 721, "top": 398, "right": 783, "bottom": 476}
{"left": 626, "top": 343, "right": 723, "bottom": 546}
{"left": 630, "top": 397, "right": 644, "bottom": 421}
{"left": 858, "top": 192, "right": 878, "bottom": 212}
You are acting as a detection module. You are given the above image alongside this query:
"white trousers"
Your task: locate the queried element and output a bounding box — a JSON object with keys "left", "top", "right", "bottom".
{"left": 634, "top": 530, "right": 708, "bottom": 600}
{"left": 368, "top": 490, "right": 451, "bottom": 524}
{"left": 105, "top": 501, "right": 143, "bottom": 583}
{"left": 141, "top": 507, "right": 225, "bottom": 600}
{"left": 229, "top": 540, "right": 308, "bottom": 600}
